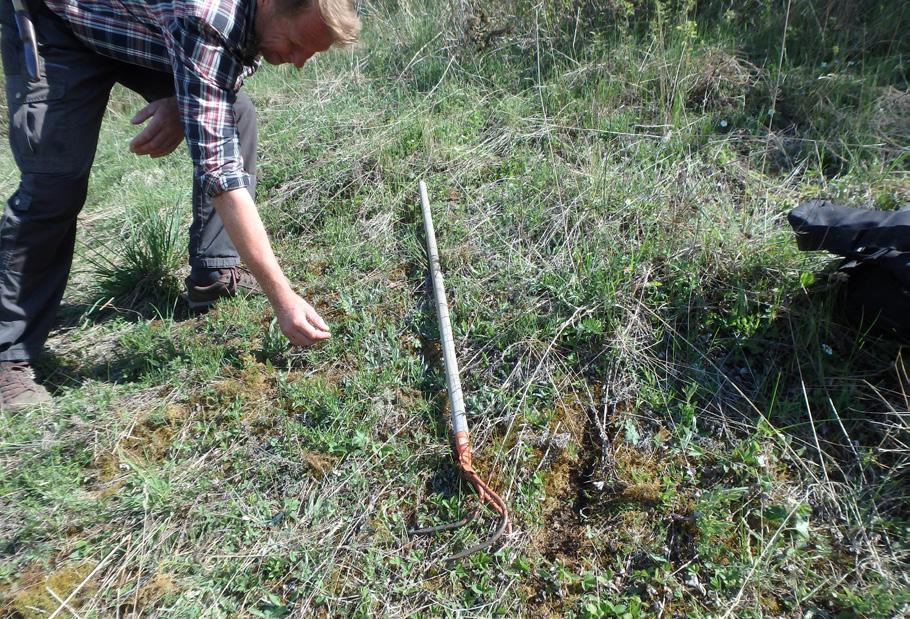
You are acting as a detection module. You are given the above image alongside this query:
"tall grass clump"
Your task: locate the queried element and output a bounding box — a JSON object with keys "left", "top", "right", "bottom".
{"left": 82, "top": 200, "right": 185, "bottom": 311}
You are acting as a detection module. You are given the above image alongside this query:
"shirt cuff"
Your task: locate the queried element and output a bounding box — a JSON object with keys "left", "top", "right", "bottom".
{"left": 201, "top": 170, "right": 252, "bottom": 198}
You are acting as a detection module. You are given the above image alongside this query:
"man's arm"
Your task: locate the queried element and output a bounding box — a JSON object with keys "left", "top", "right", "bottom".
{"left": 213, "top": 187, "right": 331, "bottom": 347}
{"left": 126, "top": 96, "right": 329, "bottom": 346}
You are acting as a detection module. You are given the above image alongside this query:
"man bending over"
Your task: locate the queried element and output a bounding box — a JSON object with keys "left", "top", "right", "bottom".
{"left": 0, "top": 0, "right": 360, "bottom": 410}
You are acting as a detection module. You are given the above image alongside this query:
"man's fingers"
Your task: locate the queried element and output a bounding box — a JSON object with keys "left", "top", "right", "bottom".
{"left": 129, "top": 97, "right": 182, "bottom": 157}
{"left": 148, "top": 130, "right": 184, "bottom": 156}
{"left": 131, "top": 101, "right": 158, "bottom": 125}
{"left": 153, "top": 137, "right": 183, "bottom": 158}
{"left": 288, "top": 330, "right": 323, "bottom": 348}
{"left": 303, "top": 301, "right": 331, "bottom": 332}
{"left": 275, "top": 295, "right": 331, "bottom": 348}
{"left": 141, "top": 132, "right": 175, "bottom": 156}
{"left": 299, "top": 320, "right": 331, "bottom": 341}
{"left": 130, "top": 130, "right": 164, "bottom": 155}
{"left": 303, "top": 313, "right": 331, "bottom": 339}
{"left": 131, "top": 122, "right": 183, "bottom": 156}
{"left": 292, "top": 334, "right": 317, "bottom": 348}
{"left": 286, "top": 332, "right": 312, "bottom": 347}
{"left": 283, "top": 317, "right": 331, "bottom": 348}
{"left": 307, "top": 310, "right": 330, "bottom": 332}
{"left": 129, "top": 126, "right": 155, "bottom": 153}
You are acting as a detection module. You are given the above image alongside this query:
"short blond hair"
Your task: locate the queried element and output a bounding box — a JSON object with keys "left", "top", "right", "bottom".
{"left": 275, "top": 0, "right": 361, "bottom": 47}
{"left": 318, "top": 0, "right": 361, "bottom": 47}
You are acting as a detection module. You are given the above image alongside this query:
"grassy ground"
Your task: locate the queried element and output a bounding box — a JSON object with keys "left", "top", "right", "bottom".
{"left": 2, "top": 0, "right": 909, "bottom": 616}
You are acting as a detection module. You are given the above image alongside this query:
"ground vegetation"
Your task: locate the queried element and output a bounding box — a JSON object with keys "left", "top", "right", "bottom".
{"left": 1, "top": 0, "right": 908, "bottom": 616}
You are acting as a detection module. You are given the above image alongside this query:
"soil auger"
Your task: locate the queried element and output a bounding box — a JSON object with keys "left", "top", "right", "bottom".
{"left": 409, "top": 180, "right": 512, "bottom": 563}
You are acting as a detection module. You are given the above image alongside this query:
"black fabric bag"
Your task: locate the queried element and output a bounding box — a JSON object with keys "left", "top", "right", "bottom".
{"left": 788, "top": 200, "right": 910, "bottom": 342}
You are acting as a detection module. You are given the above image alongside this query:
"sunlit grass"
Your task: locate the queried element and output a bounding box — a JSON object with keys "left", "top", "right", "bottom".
{"left": 1, "top": 1, "right": 908, "bottom": 616}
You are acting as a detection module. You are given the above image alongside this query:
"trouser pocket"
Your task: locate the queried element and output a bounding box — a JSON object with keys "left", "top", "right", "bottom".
{"left": 5, "top": 70, "right": 69, "bottom": 169}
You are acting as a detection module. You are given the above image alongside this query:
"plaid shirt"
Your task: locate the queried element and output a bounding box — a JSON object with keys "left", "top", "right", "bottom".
{"left": 43, "top": 0, "right": 261, "bottom": 197}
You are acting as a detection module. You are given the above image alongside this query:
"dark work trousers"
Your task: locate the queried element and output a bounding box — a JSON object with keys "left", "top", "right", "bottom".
{"left": 0, "top": 1, "right": 257, "bottom": 361}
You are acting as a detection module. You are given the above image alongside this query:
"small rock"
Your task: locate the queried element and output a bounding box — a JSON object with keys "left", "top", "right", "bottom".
{"left": 684, "top": 572, "right": 706, "bottom": 595}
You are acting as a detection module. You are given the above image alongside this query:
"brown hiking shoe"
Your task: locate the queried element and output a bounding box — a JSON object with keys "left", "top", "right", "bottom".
{"left": 0, "top": 361, "right": 52, "bottom": 412}
{"left": 185, "top": 266, "right": 263, "bottom": 311}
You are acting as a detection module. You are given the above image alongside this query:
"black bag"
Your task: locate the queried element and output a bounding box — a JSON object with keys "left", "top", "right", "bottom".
{"left": 788, "top": 200, "right": 910, "bottom": 342}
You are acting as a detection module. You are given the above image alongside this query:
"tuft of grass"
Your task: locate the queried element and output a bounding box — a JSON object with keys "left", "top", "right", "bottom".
{"left": 82, "top": 199, "right": 185, "bottom": 312}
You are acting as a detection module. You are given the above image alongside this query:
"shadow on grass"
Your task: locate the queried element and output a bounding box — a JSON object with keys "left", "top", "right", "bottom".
{"left": 36, "top": 298, "right": 196, "bottom": 391}
{"left": 656, "top": 267, "right": 908, "bottom": 507}
{"left": 54, "top": 293, "right": 195, "bottom": 330}
{"left": 36, "top": 339, "right": 183, "bottom": 392}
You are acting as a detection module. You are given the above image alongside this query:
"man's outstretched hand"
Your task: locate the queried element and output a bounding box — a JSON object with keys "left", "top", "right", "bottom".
{"left": 274, "top": 292, "right": 332, "bottom": 347}
{"left": 211, "top": 188, "right": 332, "bottom": 349}
{"left": 272, "top": 292, "right": 332, "bottom": 346}
{"left": 130, "top": 96, "right": 183, "bottom": 158}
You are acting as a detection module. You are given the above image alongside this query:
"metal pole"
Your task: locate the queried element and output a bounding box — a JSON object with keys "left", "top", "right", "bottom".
{"left": 418, "top": 180, "right": 468, "bottom": 437}
{"left": 411, "top": 180, "right": 511, "bottom": 561}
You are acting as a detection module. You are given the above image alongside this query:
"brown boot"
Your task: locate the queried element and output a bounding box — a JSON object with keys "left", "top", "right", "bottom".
{"left": 185, "top": 266, "right": 263, "bottom": 311}
{"left": 0, "top": 361, "right": 52, "bottom": 412}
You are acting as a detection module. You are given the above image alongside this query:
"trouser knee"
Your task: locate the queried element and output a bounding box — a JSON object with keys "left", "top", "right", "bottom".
{"left": 1, "top": 174, "right": 89, "bottom": 274}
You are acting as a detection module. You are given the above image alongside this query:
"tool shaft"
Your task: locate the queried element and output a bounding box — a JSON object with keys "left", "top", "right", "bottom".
{"left": 412, "top": 180, "right": 512, "bottom": 562}
{"left": 418, "top": 180, "right": 468, "bottom": 436}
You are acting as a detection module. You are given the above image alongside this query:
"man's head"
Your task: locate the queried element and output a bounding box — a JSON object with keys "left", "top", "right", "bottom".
{"left": 255, "top": 0, "right": 361, "bottom": 68}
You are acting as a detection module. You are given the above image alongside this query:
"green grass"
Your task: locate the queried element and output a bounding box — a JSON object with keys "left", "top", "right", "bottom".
{"left": 1, "top": 0, "right": 909, "bottom": 617}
